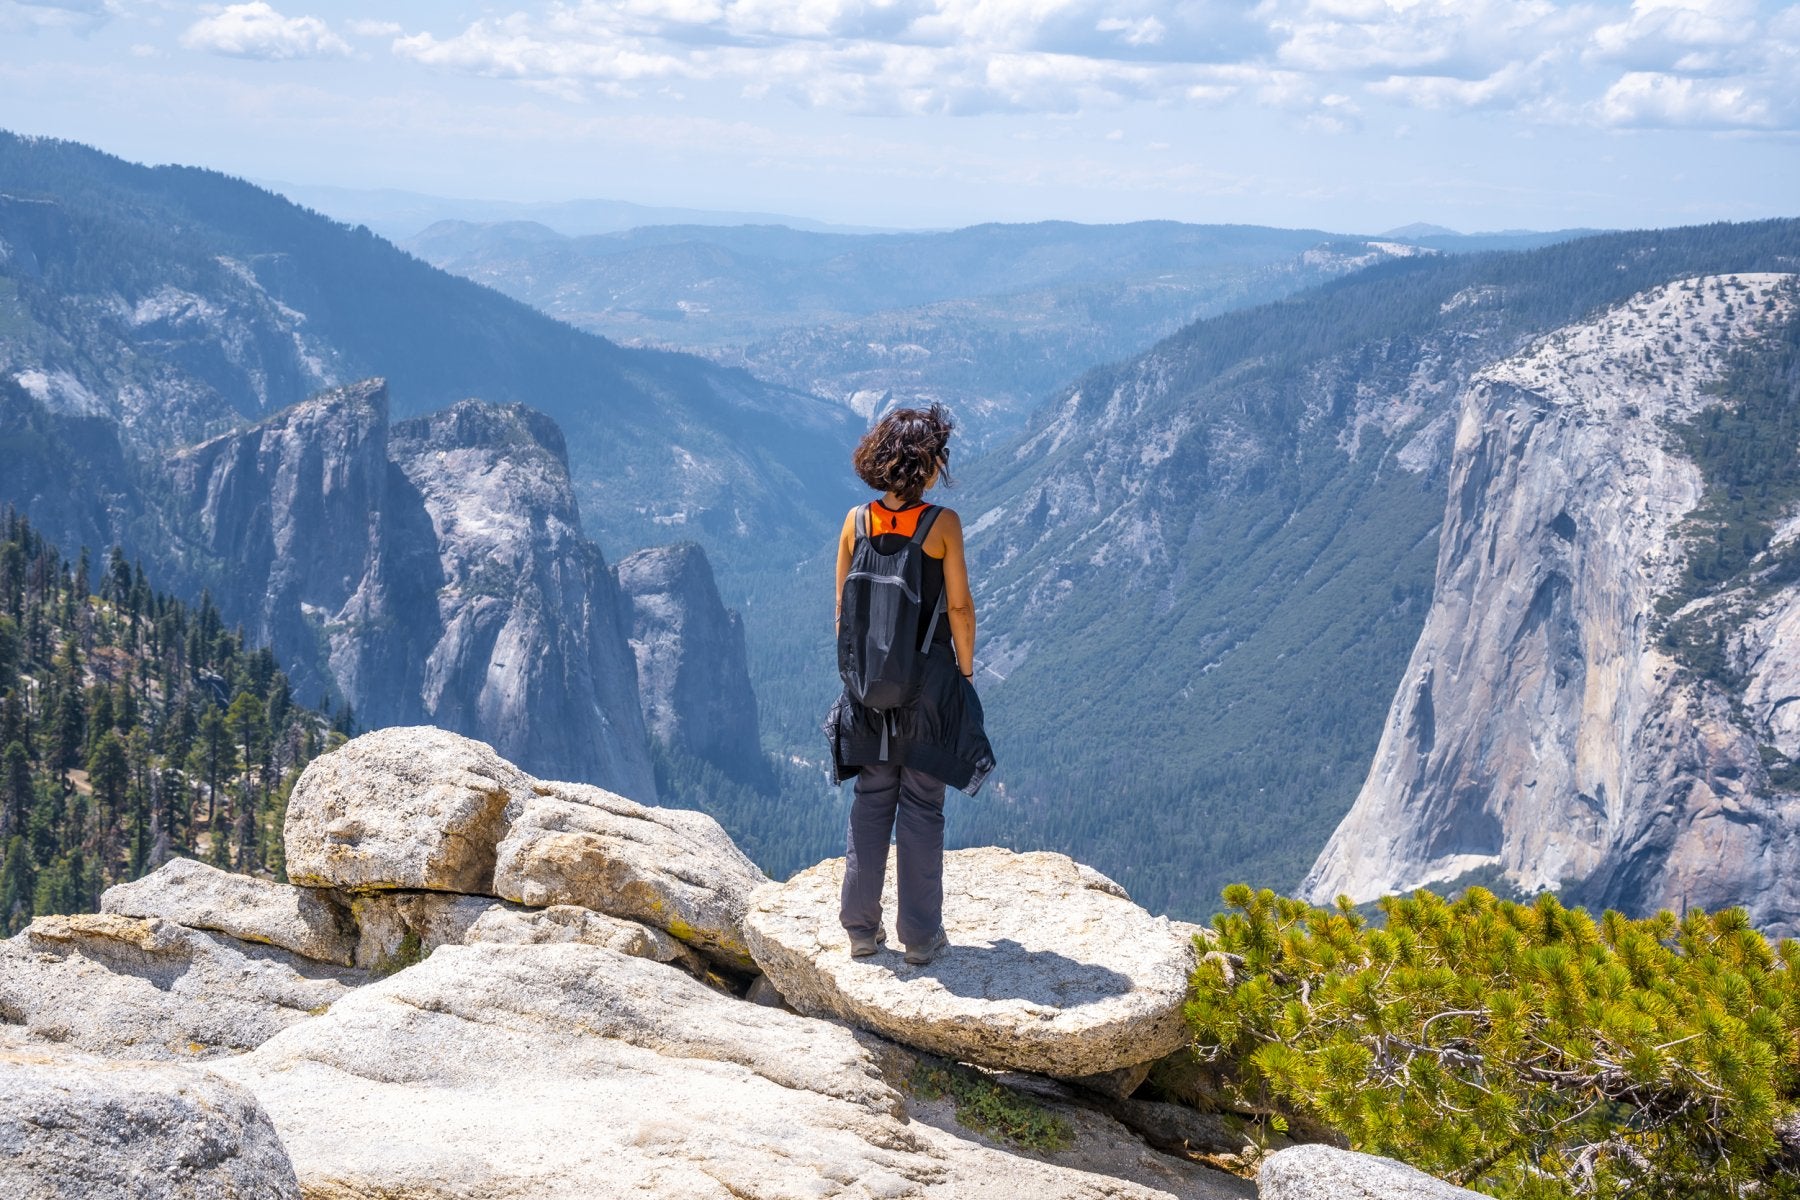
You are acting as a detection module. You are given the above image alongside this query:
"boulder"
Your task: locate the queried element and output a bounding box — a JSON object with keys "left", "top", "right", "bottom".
{"left": 101, "top": 857, "right": 356, "bottom": 967}
{"left": 492, "top": 781, "right": 768, "bottom": 970}
{"left": 1257, "top": 1145, "right": 1485, "bottom": 1199}
{"left": 345, "top": 889, "right": 698, "bottom": 973}
{"left": 214, "top": 941, "right": 1248, "bottom": 1199}
{"left": 463, "top": 901, "right": 695, "bottom": 967}
{"left": 0, "top": 914, "right": 359, "bottom": 1059}
{"left": 743, "top": 848, "right": 1198, "bottom": 1077}
{"left": 283, "top": 725, "right": 534, "bottom": 893}
{"left": 0, "top": 1041, "right": 301, "bottom": 1199}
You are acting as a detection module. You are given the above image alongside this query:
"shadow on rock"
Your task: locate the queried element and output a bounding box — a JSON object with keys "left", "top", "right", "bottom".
{"left": 912, "top": 938, "right": 1136, "bottom": 1007}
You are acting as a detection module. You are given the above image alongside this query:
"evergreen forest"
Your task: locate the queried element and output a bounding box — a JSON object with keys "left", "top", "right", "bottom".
{"left": 0, "top": 509, "right": 341, "bottom": 933}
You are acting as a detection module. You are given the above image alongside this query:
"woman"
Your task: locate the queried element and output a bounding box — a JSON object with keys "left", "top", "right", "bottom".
{"left": 826, "top": 403, "right": 995, "bottom": 967}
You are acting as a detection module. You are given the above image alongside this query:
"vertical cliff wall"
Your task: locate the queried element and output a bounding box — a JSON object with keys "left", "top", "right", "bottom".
{"left": 1305, "top": 274, "right": 1800, "bottom": 933}
{"left": 614, "top": 543, "right": 761, "bottom": 773}
{"left": 170, "top": 380, "right": 656, "bottom": 798}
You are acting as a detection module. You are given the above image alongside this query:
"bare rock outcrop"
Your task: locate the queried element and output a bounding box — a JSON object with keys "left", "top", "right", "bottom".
{"left": 1305, "top": 275, "right": 1800, "bottom": 931}
{"left": 284, "top": 727, "right": 767, "bottom": 968}
{"left": 743, "top": 848, "right": 1197, "bottom": 1077}
{"left": 0, "top": 725, "right": 1261, "bottom": 1200}
{"left": 212, "top": 941, "right": 1246, "bottom": 1200}
{"left": 101, "top": 857, "right": 356, "bottom": 967}
{"left": 0, "top": 914, "right": 358, "bottom": 1059}
{"left": 493, "top": 781, "right": 769, "bottom": 971}
{"left": 346, "top": 890, "right": 698, "bottom": 972}
{"left": 283, "top": 724, "right": 534, "bottom": 894}
{"left": 1256, "top": 1145, "right": 1483, "bottom": 1199}
{"left": 614, "top": 542, "right": 761, "bottom": 771}
{"left": 0, "top": 1040, "right": 301, "bottom": 1200}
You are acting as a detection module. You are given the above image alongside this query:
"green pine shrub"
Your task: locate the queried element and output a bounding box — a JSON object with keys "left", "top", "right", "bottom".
{"left": 1185, "top": 884, "right": 1800, "bottom": 1198}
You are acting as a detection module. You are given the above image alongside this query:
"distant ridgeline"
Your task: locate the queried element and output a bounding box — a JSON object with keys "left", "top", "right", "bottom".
{"left": 0, "top": 129, "right": 858, "bottom": 572}
{"left": 955, "top": 218, "right": 1800, "bottom": 921}
{"left": 0, "top": 511, "right": 340, "bottom": 933}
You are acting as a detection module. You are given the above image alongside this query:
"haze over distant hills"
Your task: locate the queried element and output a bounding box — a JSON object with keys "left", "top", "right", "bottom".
{"left": 406, "top": 218, "right": 1590, "bottom": 453}
{"left": 263, "top": 180, "right": 897, "bottom": 242}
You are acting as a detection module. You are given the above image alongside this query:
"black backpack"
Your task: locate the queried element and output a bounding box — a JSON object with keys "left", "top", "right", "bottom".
{"left": 838, "top": 504, "right": 946, "bottom": 747}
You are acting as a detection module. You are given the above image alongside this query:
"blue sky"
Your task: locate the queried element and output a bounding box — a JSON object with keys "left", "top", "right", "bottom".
{"left": 2, "top": 0, "right": 1795, "bottom": 232}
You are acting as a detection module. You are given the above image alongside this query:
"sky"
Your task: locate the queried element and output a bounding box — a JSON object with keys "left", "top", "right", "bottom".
{"left": 1, "top": 0, "right": 1796, "bottom": 233}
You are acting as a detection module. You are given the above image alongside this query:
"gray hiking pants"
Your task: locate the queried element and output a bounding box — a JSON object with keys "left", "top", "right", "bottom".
{"left": 839, "top": 762, "right": 945, "bottom": 949}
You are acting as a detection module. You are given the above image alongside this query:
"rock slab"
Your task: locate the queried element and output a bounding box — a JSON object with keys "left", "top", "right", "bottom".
{"left": 101, "top": 857, "right": 356, "bottom": 967}
{"left": 283, "top": 725, "right": 534, "bottom": 894}
{"left": 0, "top": 914, "right": 359, "bottom": 1059}
{"left": 213, "top": 941, "right": 1246, "bottom": 1200}
{"left": 743, "top": 847, "right": 1198, "bottom": 1077}
{"left": 1257, "top": 1145, "right": 1484, "bottom": 1199}
{"left": 493, "top": 781, "right": 768, "bottom": 970}
{"left": 0, "top": 1040, "right": 301, "bottom": 1199}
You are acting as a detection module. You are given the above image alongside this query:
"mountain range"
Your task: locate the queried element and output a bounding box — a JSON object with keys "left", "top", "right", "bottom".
{"left": 9, "top": 128, "right": 1800, "bottom": 931}
{"left": 0, "top": 132, "right": 859, "bottom": 573}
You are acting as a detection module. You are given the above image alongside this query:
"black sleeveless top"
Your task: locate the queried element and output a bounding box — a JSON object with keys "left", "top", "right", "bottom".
{"left": 867, "top": 500, "right": 951, "bottom": 649}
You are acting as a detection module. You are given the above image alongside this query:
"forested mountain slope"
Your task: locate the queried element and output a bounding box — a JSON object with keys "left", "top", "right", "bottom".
{"left": 952, "top": 220, "right": 1800, "bottom": 919}
{"left": 0, "top": 132, "right": 859, "bottom": 568}
{"left": 0, "top": 511, "right": 337, "bottom": 932}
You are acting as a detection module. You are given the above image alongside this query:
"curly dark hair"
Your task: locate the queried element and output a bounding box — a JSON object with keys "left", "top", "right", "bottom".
{"left": 852, "top": 404, "right": 955, "bottom": 503}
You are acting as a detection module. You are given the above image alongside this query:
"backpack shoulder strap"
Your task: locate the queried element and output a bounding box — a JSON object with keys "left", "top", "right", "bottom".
{"left": 909, "top": 504, "right": 943, "bottom": 545}
{"left": 854, "top": 503, "right": 869, "bottom": 540}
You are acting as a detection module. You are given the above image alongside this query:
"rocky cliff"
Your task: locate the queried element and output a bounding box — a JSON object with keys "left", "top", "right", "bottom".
{"left": 1305, "top": 275, "right": 1800, "bottom": 932}
{"left": 170, "top": 379, "right": 655, "bottom": 797}
{"left": 614, "top": 542, "right": 761, "bottom": 772}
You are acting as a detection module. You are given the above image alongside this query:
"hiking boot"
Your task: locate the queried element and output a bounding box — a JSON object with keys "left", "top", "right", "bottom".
{"left": 848, "top": 927, "right": 886, "bottom": 958}
{"left": 904, "top": 928, "right": 949, "bottom": 966}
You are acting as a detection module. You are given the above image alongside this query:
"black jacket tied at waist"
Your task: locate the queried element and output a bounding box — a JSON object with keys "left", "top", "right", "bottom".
{"left": 825, "top": 639, "right": 995, "bottom": 795}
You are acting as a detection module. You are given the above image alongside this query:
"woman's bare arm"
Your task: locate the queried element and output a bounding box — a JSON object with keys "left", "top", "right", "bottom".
{"left": 931, "top": 510, "right": 976, "bottom": 677}
{"left": 834, "top": 507, "right": 856, "bottom": 633}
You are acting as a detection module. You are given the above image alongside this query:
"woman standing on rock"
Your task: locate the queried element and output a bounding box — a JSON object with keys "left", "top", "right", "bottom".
{"left": 827, "top": 403, "right": 995, "bottom": 968}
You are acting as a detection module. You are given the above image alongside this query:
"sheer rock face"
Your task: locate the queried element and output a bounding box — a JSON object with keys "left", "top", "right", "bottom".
{"left": 614, "top": 542, "right": 761, "bottom": 771}
{"left": 168, "top": 380, "right": 654, "bottom": 797}
{"left": 387, "top": 400, "right": 654, "bottom": 798}
{"left": 212, "top": 942, "right": 1247, "bottom": 1200}
{"left": 1306, "top": 275, "right": 1800, "bottom": 931}
{"left": 101, "top": 858, "right": 356, "bottom": 967}
{"left": 742, "top": 848, "right": 1197, "bottom": 1077}
{"left": 0, "top": 914, "right": 359, "bottom": 1059}
{"left": 0, "top": 1041, "right": 302, "bottom": 1200}
{"left": 493, "top": 781, "right": 769, "bottom": 972}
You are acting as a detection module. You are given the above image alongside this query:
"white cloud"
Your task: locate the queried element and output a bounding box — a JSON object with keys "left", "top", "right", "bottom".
{"left": 1096, "top": 15, "right": 1165, "bottom": 47}
{"left": 345, "top": 18, "right": 403, "bottom": 38}
{"left": 2, "top": 0, "right": 121, "bottom": 33}
{"left": 368, "top": 1, "right": 1800, "bottom": 134}
{"left": 1268, "top": 0, "right": 1575, "bottom": 78}
{"left": 1591, "top": 0, "right": 1761, "bottom": 69}
{"left": 1368, "top": 57, "right": 1557, "bottom": 112}
{"left": 1598, "top": 68, "right": 1780, "bottom": 127}
{"left": 181, "top": 3, "right": 351, "bottom": 61}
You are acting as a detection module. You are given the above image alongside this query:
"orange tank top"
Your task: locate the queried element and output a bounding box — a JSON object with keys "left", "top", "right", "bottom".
{"left": 867, "top": 500, "right": 928, "bottom": 539}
